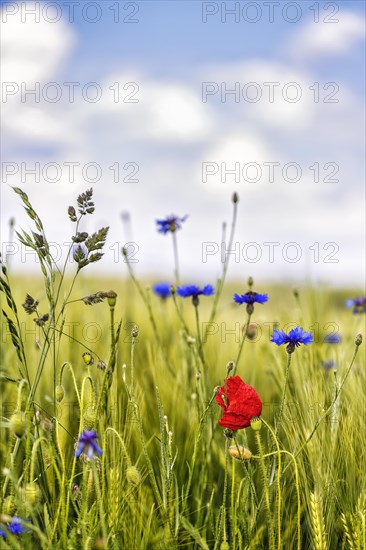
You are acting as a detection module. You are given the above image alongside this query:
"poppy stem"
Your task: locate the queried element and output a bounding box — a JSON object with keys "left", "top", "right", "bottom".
{"left": 255, "top": 429, "right": 275, "bottom": 549}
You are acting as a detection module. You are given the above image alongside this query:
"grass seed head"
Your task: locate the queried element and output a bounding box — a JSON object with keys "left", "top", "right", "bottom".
{"left": 126, "top": 466, "right": 141, "bottom": 486}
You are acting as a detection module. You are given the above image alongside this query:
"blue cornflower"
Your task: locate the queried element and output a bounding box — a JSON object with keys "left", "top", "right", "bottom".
{"left": 270, "top": 327, "right": 313, "bottom": 354}
{"left": 323, "top": 333, "right": 342, "bottom": 344}
{"left": 156, "top": 215, "right": 188, "bottom": 234}
{"left": 75, "top": 430, "right": 103, "bottom": 459}
{"left": 233, "top": 291, "right": 268, "bottom": 314}
{"left": 153, "top": 282, "right": 171, "bottom": 300}
{"left": 0, "top": 517, "right": 28, "bottom": 538}
{"left": 346, "top": 297, "right": 366, "bottom": 314}
{"left": 321, "top": 360, "right": 336, "bottom": 371}
{"left": 8, "top": 517, "right": 27, "bottom": 535}
{"left": 177, "top": 284, "right": 214, "bottom": 306}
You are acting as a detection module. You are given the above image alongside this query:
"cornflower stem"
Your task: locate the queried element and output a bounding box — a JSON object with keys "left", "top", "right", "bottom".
{"left": 255, "top": 430, "right": 275, "bottom": 549}
{"left": 194, "top": 303, "right": 205, "bottom": 367}
{"left": 204, "top": 199, "right": 238, "bottom": 342}
{"left": 275, "top": 351, "right": 292, "bottom": 440}
{"left": 172, "top": 230, "right": 180, "bottom": 286}
{"left": 233, "top": 312, "right": 252, "bottom": 374}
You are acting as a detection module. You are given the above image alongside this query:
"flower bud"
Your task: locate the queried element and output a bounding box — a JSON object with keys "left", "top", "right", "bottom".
{"left": 10, "top": 411, "right": 27, "bottom": 438}
{"left": 355, "top": 333, "right": 362, "bottom": 346}
{"left": 82, "top": 352, "right": 94, "bottom": 366}
{"left": 223, "top": 428, "right": 235, "bottom": 439}
{"left": 220, "top": 542, "right": 230, "bottom": 550}
{"left": 246, "top": 324, "right": 258, "bottom": 340}
{"left": 250, "top": 417, "right": 262, "bottom": 431}
{"left": 226, "top": 361, "right": 235, "bottom": 376}
{"left": 68, "top": 206, "right": 77, "bottom": 222}
{"left": 106, "top": 290, "right": 117, "bottom": 308}
{"left": 126, "top": 466, "right": 141, "bottom": 486}
{"left": 247, "top": 276, "right": 254, "bottom": 288}
{"left": 131, "top": 324, "right": 139, "bottom": 338}
{"left": 55, "top": 385, "right": 65, "bottom": 403}
{"left": 83, "top": 408, "right": 97, "bottom": 430}
{"left": 229, "top": 445, "right": 252, "bottom": 460}
{"left": 232, "top": 192, "right": 239, "bottom": 204}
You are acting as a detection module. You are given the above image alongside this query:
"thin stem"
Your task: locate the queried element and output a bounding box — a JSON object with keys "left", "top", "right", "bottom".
{"left": 194, "top": 304, "right": 205, "bottom": 367}
{"left": 233, "top": 312, "right": 252, "bottom": 374}
{"left": 172, "top": 230, "right": 180, "bottom": 286}
{"left": 275, "top": 352, "right": 292, "bottom": 440}
{"left": 204, "top": 200, "right": 238, "bottom": 343}
{"left": 255, "top": 430, "right": 275, "bottom": 549}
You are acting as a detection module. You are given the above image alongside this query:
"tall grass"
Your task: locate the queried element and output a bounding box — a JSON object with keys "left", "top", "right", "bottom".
{"left": 0, "top": 187, "right": 365, "bottom": 549}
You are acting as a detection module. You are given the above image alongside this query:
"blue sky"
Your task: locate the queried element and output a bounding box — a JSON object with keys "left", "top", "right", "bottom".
{"left": 1, "top": 0, "right": 365, "bottom": 285}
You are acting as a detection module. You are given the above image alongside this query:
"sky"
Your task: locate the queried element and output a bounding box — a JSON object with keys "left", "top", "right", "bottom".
{"left": 1, "top": 0, "right": 365, "bottom": 286}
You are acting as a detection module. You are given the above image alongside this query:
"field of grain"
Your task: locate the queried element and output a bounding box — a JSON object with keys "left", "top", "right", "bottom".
{"left": 0, "top": 188, "right": 365, "bottom": 549}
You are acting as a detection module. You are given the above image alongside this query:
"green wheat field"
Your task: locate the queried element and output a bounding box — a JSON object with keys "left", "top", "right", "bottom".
{"left": 0, "top": 188, "right": 365, "bottom": 549}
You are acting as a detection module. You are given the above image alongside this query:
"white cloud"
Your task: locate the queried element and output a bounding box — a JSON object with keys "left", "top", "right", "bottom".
{"left": 1, "top": 4, "right": 364, "bottom": 284}
{"left": 291, "top": 11, "right": 365, "bottom": 58}
{"left": 98, "top": 74, "right": 215, "bottom": 142}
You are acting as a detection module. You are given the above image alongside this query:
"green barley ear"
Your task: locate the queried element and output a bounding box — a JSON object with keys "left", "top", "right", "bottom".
{"left": 108, "top": 467, "right": 122, "bottom": 530}
{"left": 83, "top": 408, "right": 97, "bottom": 430}
{"left": 23, "top": 482, "right": 41, "bottom": 507}
{"left": 310, "top": 491, "right": 327, "bottom": 550}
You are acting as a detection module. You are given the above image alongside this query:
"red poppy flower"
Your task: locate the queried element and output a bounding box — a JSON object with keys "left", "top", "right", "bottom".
{"left": 216, "top": 375, "right": 262, "bottom": 431}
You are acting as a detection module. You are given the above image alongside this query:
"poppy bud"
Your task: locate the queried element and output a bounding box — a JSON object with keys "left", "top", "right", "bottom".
{"left": 55, "top": 385, "right": 65, "bottom": 403}
{"left": 106, "top": 290, "right": 117, "bottom": 308}
{"left": 126, "top": 466, "right": 141, "bottom": 485}
{"left": 10, "top": 411, "right": 27, "bottom": 438}
{"left": 232, "top": 192, "right": 239, "bottom": 204}
{"left": 226, "top": 361, "right": 235, "bottom": 376}
{"left": 250, "top": 417, "right": 262, "bottom": 431}
{"left": 229, "top": 445, "right": 252, "bottom": 460}
{"left": 223, "top": 428, "right": 235, "bottom": 439}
